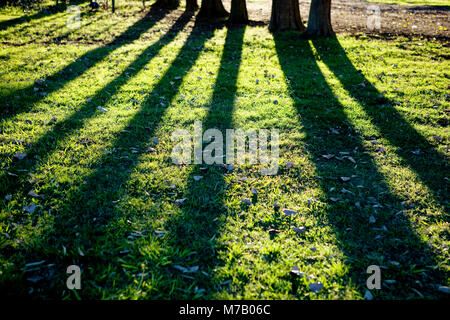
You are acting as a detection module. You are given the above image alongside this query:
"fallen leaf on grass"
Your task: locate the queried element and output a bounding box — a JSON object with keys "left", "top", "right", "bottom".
{"left": 292, "top": 226, "right": 306, "bottom": 234}
{"left": 285, "top": 161, "right": 294, "bottom": 168}
{"left": 346, "top": 156, "right": 356, "bottom": 163}
{"left": 28, "top": 190, "right": 40, "bottom": 198}
{"left": 27, "top": 275, "right": 43, "bottom": 283}
{"left": 282, "top": 208, "right": 298, "bottom": 216}
{"left": 174, "top": 198, "right": 187, "bottom": 206}
{"left": 173, "top": 265, "right": 199, "bottom": 273}
{"left": 222, "top": 164, "right": 234, "bottom": 171}
{"left": 13, "top": 152, "right": 27, "bottom": 160}
{"left": 438, "top": 286, "right": 450, "bottom": 294}
{"left": 290, "top": 265, "right": 304, "bottom": 277}
{"left": 309, "top": 282, "right": 324, "bottom": 292}
{"left": 25, "top": 260, "right": 46, "bottom": 268}
{"left": 321, "top": 154, "right": 335, "bottom": 160}
{"left": 364, "top": 290, "right": 374, "bottom": 300}
{"left": 24, "top": 203, "right": 36, "bottom": 214}
{"left": 154, "top": 230, "right": 167, "bottom": 237}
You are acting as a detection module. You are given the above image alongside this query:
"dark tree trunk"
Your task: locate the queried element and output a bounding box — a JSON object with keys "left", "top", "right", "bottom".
{"left": 304, "top": 0, "right": 333, "bottom": 37}
{"left": 112, "top": 0, "right": 115, "bottom": 13}
{"left": 269, "top": 0, "right": 305, "bottom": 32}
{"left": 197, "top": 0, "right": 229, "bottom": 20}
{"left": 229, "top": 0, "right": 248, "bottom": 24}
{"left": 153, "top": 0, "right": 180, "bottom": 9}
{"left": 186, "top": 0, "right": 199, "bottom": 11}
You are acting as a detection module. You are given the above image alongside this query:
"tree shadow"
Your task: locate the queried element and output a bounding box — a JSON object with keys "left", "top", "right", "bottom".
{"left": 3, "top": 17, "right": 222, "bottom": 298}
{"left": 274, "top": 33, "right": 446, "bottom": 298}
{"left": 311, "top": 36, "right": 448, "bottom": 211}
{"left": 0, "top": 6, "right": 170, "bottom": 122}
{"left": 0, "top": 11, "right": 194, "bottom": 224}
{"left": 157, "top": 26, "right": 245, "bottom": 298}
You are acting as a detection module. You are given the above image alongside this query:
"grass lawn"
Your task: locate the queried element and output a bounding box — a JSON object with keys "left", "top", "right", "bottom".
{"left": 0, "top": 1, "right": 448, "bottom": 299}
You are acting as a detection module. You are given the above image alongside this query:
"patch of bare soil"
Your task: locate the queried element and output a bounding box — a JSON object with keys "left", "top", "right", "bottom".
{"left": 223, "top": 0, "right": 449, "bottom": 41}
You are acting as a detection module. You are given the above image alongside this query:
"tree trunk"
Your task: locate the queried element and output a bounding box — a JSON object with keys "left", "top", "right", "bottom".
{"left": 229, "top": 0, "right": 248, "bottom": 24}
{"left": 153, "top": 0, "right": 180, "bottom": 9}
{"left": 197, "top": 0, "right": 229, "bottom": 20}
{"left": 186, "top": 0, "right": 199, "bottom": 11}
{"left": 269, "top": 0, "right": 305, "bottom": 32}
{"left": 304, "top": 0, "right": 333, "bottom": 37}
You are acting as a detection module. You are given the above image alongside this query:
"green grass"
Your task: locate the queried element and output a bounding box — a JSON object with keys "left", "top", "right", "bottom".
{"left": 367, "top": 0, "right": 450, "bottom": 6}
{"left": 0, "top": 2, "right": 449, "bottom": 299}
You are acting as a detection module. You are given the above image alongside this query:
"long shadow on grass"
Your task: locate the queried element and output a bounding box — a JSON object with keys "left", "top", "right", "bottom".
{"left": 312, "top": 36, "right": 448, "bottom": 211}
{"left": 274, "top": 34, "right": 446, "bottom": 298}
{"left": 0, "top": 6, "right": 170, "bottom": 122}
{"left": 4, "top": 19, "right": 219, "bottom": 298}
{"left": 0, "top": 11, "right": 193, "bottom": 202}
{"left": 156, "top": 26, "right": 245, "bottom": 298}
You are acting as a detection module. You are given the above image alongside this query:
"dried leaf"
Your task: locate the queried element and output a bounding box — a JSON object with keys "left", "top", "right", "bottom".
{"left": 309, "top": 282, "right": 324, "bottom": 292}
{"left": 174, "top": 198, "right": 187, "bottom": 206}
{"left": 222, "top": 164, "right": 234, "bottom": 171}
{"left": 292, "top": 226, "right": 306, "bottom": 234}
{"left": 364, "top": 290, "right": 374, "bottom": 300}
{"left": 282, "top": 208, "right": 298, "bottom": 216}
{"left": 27, "top": 275, "right": 43, "bottom": 283}
{"left": 13, "top": 152, "right": 27, "bottom": 160}
{"left": 154, "top": 230, "right": 167, "bottom": 237}
{"left": 285, "top": 161, "right": 294, "bottom": 168}
{"left": 24, "top": 203, "right": 36, "bottom": 213}
{"left": 290, "top": 265, "right": 304, "bottom": 277}
{"left": 25, "top": 260, "right": 46, "bottom": 268}
{"left": 438, "top": 286, "right": 450, "bottom": 294}
{"left": 28, "top": 190, "right": 40, "bottom": 198}
{"left": 321, "top": 154, "right": 335, "bottom": 160}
